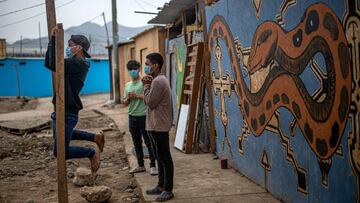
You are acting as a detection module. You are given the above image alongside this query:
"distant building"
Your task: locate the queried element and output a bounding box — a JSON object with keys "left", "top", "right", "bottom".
{"left": 107, "top": 26, "right": 166, "bottom": 99}
{"left": 0, "top": 39, "right": 6, "bottom": 58}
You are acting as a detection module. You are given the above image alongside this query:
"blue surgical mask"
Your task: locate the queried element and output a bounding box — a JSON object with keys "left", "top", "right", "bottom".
{"left": 66, "top": 46, "right": 74, "bottom": 58}
{"left": 129, "top": 69, "right": 139, "bottom": 78}
{"left": 144, "top": 66, "right": 152, "bottom": 75}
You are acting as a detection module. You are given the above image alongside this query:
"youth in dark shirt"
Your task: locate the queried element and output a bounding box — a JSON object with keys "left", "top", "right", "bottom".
{"left": 44, "top": 33, "right": 104, "bottom": 173}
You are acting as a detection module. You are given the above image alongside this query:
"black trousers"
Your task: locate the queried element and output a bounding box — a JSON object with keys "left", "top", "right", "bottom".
{"left": 129, "top": 115, "right": 156, "bottom": 167}
{"left": 148, "top": 131, "right": 174, "bottom": 192}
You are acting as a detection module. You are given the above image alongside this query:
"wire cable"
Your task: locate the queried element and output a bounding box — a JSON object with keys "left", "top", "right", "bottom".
{"left": 134, "top": 0, "right": 146, "bottom": 11}
{"left": 0, "top": 0, "right": 77, "bottom": 29}
{"left": 137, "top": 0, "right": 157, "bottom": 8}
{"left": 0, "top": 2, "right": 45, "bottom": 17}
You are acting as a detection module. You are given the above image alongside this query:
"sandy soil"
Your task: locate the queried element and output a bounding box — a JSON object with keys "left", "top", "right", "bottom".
{"left": 0, "top": 97, "right": 38, "bottom": 114}
{"left": 0, "top": 110, "right": 144, "bottom": 203}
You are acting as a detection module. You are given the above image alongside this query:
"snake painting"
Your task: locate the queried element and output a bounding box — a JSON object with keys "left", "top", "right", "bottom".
{"left": 208, "top": 2, "right": 351, "bottom": 160}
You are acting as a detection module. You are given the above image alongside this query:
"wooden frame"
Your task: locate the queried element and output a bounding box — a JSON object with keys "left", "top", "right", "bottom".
{"left": 46, "top": 1, "right": 68, "bottom": 201}
{"left": 54, "top": 23, "right": 68, "bottom": 203}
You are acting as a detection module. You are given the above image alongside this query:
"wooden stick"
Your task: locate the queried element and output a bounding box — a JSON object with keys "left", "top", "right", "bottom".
{"left": 55, "top": 23, "right": 68, "bottom": 203}
{"left": 199, "top": 2, "right": 216, "bottom": 153}
{"left": 45, "top": 0, "right": 56, "bottom": 96}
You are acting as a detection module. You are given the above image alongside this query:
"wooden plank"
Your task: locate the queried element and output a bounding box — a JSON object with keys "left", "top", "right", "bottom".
{"left": 185, "top": 75, "right": 194, "bottom": 81}
{"left": 189, "top": 52, "right": 197, "bottom": 57}
{"left": 182, "top": 12, "right": 187, "bottom": 45}
{"left": 187, "top": 61, "right": 196, "bottom": 66}
{"left": 199, "top": 3, "right": 216, "bottom": 153}
{"left": 184, "top": 81, "right": 194, "bottom": 85}
{"left": 187, "top": 43, "right": 198, "bottom": 47}
{"left": 184, "top": 90, "right": 193, "bottom": 95}
{"left": 55, "top": 23, "right": 68, "bottom": 203}
{"left": 45, "top": 0, "right": 57, "bottom": 97}
{"left": 185, "top": 42, "right": 204, "bottom": 154}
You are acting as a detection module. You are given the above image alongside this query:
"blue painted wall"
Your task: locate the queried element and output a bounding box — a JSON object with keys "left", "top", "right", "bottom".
{"left": 0, "top": 58, "right": 110, "bottom": 97}
{"left": 206, "top": 0, "right": 359, "bottom": 202}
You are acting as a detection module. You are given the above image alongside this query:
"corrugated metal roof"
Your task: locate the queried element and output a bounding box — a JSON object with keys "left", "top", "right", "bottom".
{"left": 148, "top": 0, "right": 196, "bottom": 24}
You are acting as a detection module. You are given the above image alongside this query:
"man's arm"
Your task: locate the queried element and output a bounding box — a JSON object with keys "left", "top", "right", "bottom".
{"left": 136, "top": 94, "right": 144, "bottom": 100}
{"left": 123, "top": 85, "right": 129, "bottom": 106}
{"left": 143, "top": 79, "right": 165, "bottom": 109}
{"left": 44, "top": 36, "right": 55, "bottom": 72}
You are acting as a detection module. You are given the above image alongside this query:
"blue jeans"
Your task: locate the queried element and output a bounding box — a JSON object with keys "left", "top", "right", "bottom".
{"left": 51, "top": 112, "right": 95, "bottom": 159}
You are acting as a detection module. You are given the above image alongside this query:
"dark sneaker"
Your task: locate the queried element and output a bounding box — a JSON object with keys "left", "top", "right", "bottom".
{"left": 155, "top": 191, "right": 174, "bottom": 202}
{"left": 146, "top": 186, "right": 163, "bottom": 195}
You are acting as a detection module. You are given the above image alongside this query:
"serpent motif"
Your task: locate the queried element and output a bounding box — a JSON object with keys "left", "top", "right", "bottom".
{"left": 208, "top": 2, "right": 351, "bottom": 160}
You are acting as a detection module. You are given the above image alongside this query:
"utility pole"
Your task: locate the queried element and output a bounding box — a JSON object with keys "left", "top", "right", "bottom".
{"left": 38, "top": 22, "right": 42, "bottom": 55}
{"left": 89, "top": 35, "right": 92, "bottom": 54}
{"left": 102, "top": 12, "right": 114, "bottom": 100}
{"left": 111, "top": 0, "right": 120, "bottom": 103}
{"left": 19, "top": 36, "right": 22, "bottom": 56}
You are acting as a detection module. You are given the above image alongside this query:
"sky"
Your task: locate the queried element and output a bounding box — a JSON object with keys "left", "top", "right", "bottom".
{"left": 0, "top": 0, "right": 169, "bottom": 43}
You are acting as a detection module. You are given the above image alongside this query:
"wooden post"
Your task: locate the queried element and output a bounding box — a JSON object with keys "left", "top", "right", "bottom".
{"left": 111, "top": 0, "right": 121, "bottom": 103}
{"left": 46, "top": 0, "right": 57, "bottom": 96}
{"left": 54, "top": 23, "right": 68, "bottom": 203}
{"left": 199, "top": 1, "right": 216, "bottom": 153}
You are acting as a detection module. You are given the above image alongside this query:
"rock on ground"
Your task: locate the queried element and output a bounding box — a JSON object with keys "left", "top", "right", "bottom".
{"left": 72, "top": 167, "right": 95, "bottom": 186}
{"left": 80, "top": 186, "right": 112, "bottom": 203}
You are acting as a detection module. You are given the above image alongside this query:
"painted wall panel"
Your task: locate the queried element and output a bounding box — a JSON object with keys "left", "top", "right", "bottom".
{"left": 166, "top": 36, "right": 187, "bottom": 123}
{"left": 206, "top": 0, "right": 359, "bottom": 202}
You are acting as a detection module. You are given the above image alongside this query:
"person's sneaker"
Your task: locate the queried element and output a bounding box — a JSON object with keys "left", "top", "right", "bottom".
{"left": 155, "top": 191, "right": 174, "bottom": 202}
{"left": 95, "top": 130, "right": 105, "bottom": 152}
{"left": 129, "top": 166, "right": 146, "bottom": 174}
{"left": 150, "top": 167, "right": 158, "bottom": 175}
{"left": 90, "top": 149, "right": 100, "bottom": 173}
{"left": 146, "top": 186, "right": 163, "bottom": 195}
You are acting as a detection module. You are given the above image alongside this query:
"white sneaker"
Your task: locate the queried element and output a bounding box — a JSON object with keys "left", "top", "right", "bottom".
{"left": 129, "top": 166, "right": 146, "bottom": 174}
{"left": 150, "top": 167, "right": 158, "bottom": 176}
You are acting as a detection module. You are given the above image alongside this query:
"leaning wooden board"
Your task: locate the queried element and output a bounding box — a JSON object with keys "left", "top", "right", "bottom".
{"left": 0, "top": 117, "right": 51, "bottom": 135}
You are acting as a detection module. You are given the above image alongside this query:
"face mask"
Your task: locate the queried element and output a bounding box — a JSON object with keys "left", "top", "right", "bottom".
{"left": 66, "top": 46, "right": 74, "bottom": 58}
{"left": 144, "top": 66, "right": 152, "bottom": 75}
{"left": 129, "top": 69, "right": 139, "bottom": 78}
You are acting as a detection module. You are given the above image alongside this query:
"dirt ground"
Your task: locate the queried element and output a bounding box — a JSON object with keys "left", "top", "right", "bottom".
{"left": 0, "top": 97, "right": 38, "bottom": 114}
{"left": 0, "top": 109, "right": 144, "bottom": 203}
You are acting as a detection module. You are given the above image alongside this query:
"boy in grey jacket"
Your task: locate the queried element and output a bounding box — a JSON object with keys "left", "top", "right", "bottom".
{"left": 142, "top": 53, "right": 174, "bottom": 202}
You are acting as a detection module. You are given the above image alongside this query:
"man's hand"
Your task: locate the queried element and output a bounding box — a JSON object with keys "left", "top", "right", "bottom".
{"left": 142, "top": 75, "right": 153, "bottom": 86}
{"left": 51, "top": 27, "right": 56, "bottom": 36}
{"left": 128, "top": 92, "right": 137, "bottom": 99}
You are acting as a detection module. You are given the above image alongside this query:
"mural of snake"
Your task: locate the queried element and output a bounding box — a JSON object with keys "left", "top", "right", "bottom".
{"left": 208, "top": 2, "right": 351, "bottom": 160}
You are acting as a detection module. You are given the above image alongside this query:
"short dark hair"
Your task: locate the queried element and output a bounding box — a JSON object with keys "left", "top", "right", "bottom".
{"left": 126, "top": 60, "right": 140, "bottom": 70}
{"left": 146, "top": 53, "right": 163, "bottom": 70}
